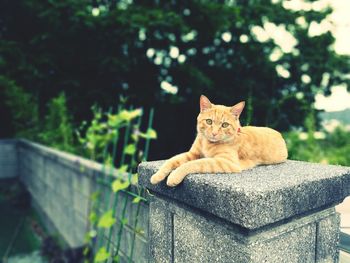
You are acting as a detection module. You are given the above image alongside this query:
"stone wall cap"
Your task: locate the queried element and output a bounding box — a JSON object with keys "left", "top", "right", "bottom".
{"left": 138, "top": 160, "right": 350, "bottom": 229}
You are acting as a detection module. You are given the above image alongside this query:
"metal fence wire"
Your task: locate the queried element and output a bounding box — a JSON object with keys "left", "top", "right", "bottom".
{"left": 84, "top": 106, "right": 155, "bottom": 263}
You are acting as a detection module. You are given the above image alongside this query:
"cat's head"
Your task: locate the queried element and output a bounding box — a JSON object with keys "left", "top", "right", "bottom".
{"left": 197, "top": 95, "right": 245, "bottom": 143}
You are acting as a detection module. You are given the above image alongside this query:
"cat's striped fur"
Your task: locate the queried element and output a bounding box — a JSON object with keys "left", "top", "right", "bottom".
{"left": 151, "top": 95, "right": 288, "bottom": 187}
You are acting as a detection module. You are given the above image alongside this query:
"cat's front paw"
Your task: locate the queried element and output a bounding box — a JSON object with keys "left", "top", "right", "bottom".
{"left": 166, "top": 176, "right": 182, "bottom": 187}
{"left": 150, "top": 170, "right": 169, "bottom": 185}
{"left": 150, "top": 174, "right": 163, "bottom": 185}
{"left": 166, "top": 170, "right": 186, "bottom": 187}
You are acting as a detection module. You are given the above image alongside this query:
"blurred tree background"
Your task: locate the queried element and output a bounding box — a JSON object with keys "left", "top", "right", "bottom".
{"left": 0, "top": 0, "right": 349, "bottom": 163}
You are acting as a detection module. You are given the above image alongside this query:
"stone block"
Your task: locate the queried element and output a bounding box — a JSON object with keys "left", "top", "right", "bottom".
{"left": 248, "top": 223, "right": 316, "bottom": 263}
{"left": 148, "top": 194, "right": 341, "bottom": 263}
{"left": 139, "top": 160, "right": 350, "bottom": 229}
{"left": 316, "top": 213, "right": 340, "bottom": 263}
{"left": 148, "top": 198, "right": 173, "bottom": 262}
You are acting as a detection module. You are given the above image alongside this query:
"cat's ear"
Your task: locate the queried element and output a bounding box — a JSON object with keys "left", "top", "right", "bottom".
{"left": 231, "top": 101, "right": 245, "bottom": 117}
{"left": 200, "top": 95, "right": 212, "bottom": 112}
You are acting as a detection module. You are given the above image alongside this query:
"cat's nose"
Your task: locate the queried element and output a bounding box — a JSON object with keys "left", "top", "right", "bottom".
{"left": 212, "top": 132, "right": 218, "bottom": 137}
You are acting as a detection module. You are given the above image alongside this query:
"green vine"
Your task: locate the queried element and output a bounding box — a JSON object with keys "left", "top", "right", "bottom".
{"left": 78, "top": 101, "right": 156, "bottom": 262}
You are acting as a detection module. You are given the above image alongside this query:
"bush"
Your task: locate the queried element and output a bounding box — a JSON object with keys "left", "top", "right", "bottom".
{"left": 284, "top": 126, "right": 350, "bottom": 166}
{"left": 39, "top": 92, "right": 75, "bottom": 153}
{"left": 0, "top": 76, "right": 39, "bottom": 139}
{"left": 0, "top": 80, "right": 77, "bottom": 152}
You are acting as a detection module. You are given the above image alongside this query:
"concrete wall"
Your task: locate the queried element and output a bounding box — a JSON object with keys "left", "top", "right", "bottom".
{"left": 18, "top": 140, "right": 92, "bottom": 247}
{"left": 0, "top": 139, "right": 149, "bottom": 262}
{"left": 0, "top": 140, "right": 18, "bottom": 178}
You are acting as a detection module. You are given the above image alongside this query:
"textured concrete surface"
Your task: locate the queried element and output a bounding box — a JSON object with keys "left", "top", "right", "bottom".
{"left": 18, "top": 143, "right": 92, "bottom": 247}
{"left": 149, "top": 197, "right": 174, "bottom": 262}
{"left": 316, "top": 213, "right": 340, "bottom": 263}
{"left": 248, "top": 223, "right": 316, "bottom": 263}
{"left": 139, "top": 160, "right": 350, "bottom": 229}
{"left": 148, "top": 193, "right": 340, "bottom": 263}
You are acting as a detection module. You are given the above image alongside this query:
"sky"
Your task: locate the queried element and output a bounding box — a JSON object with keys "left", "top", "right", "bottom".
{"left": 315, "top": 84, "right": 350, "bottom": 112}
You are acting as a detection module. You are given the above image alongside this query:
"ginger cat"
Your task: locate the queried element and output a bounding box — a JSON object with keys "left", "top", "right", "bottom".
{"left": 150, "top": 95, "right": 288, "bottom": 187}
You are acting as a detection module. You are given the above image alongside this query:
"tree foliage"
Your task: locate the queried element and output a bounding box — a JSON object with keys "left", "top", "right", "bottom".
{"left": 0, "top": 76, "right": 40, "bottom": 139}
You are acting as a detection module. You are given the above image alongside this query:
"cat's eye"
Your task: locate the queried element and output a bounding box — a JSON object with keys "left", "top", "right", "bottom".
{"left": 222, "top": 122, "right": 229, "bottom": 128}
{"left": 206, "top": 119, "right": 212, "bottom": 125}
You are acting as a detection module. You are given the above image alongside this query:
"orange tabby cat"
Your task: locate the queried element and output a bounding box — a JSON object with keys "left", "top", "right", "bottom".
{"left": 150, "top": 95, "right": 288, "bottom": 187}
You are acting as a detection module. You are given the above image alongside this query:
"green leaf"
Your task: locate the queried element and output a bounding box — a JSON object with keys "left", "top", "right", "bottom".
{"left": 117, "top": 164, "right": 128, "bottom": 173}
{"left": 112, "top": 179, "right": 130, "bottom": 192}
{"left": 104, "top": 154, "right": 113, "bottom": 168}
{"left": 97, "top": 210, "right": 116, "bottom": 228}
{"left": 94, "top": 247, "right": 110, "bottom": 262}
{"left": 121, "top": 218, "right": 128, "bottom": 225}
{"left": 124, "top": 144, "right": 136, "bottom": 155}
{"left": 89, "top": 211, "right": 97, "bottom": 223}
{"left": 119, "top": 109, "right": 142, "bottom": 121}
{"left": 139, "top": 128, "right": 157, "bottom": 139}
{"left": 91, "top": 191, "right": 100, "bottom": 201}
{"left": 84, "top": 233, "right": 91, "bottom": 243}
{"left": 83, "top": 246, "right": 90, "bottom": 256}
{"left": 131, "top": 133, "right": 139, "bottom": 142}
{"left": 135, "top": 227, "right": 144, "bottom": 235}
{"left": 130, "top": 173, "right": 138, "bottom": 184}
{"left": 146, "top": 128, "right": 157, "bottom": 139}
{"left": 107, "top": 114, "right": 122, "bottom": 127}
{"left": 88, "top": 229, "right": 97, "bottom": 238}
{"left": 132, "top": 196, "right": 142, "bottom": 204}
